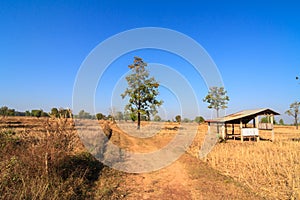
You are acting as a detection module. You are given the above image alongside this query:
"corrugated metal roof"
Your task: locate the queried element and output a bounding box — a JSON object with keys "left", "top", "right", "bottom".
{"left": 206, "top": 108, "right": 280, "bottom": 124}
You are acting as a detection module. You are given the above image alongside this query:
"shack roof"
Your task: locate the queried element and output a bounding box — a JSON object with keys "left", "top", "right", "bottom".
{"left": 206, "top": 108, "right": 280, "bottom": 124}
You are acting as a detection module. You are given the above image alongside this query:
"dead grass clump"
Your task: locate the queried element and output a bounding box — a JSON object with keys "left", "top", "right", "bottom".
{"left": 101, "top": 121, "right": 113, "bottom": 140}
{"left": 0, "top": 118, "right": 103, "bottom": 200}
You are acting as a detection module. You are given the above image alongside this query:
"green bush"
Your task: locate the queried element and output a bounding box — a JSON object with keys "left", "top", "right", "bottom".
{"left": 175, "top": 115, "right": 181, "bottom": 123}
{"left": 31, "top": 110, "right": 42, "bottom": 118}
{"left": 96, "top": 113, "right": 105, "bottom": 120}
{"left": 195, "top": 116, "right": 205, "bottom": 124}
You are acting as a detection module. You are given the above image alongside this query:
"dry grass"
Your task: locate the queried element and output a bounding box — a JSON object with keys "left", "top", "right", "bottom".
{"left": 189, "top": 124, "right": 300, "bottom": 200}
{"left": 0, "top": 117, "right": 103, "bottom": 200}
{"left": 1, "top": 117, "right": 299, "bottom": 199}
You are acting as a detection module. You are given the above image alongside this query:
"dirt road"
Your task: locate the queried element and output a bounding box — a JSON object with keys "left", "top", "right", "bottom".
{"left": 109, "top": 153, "right": 259, "bottom": 200}
{"left": 96, "top": 122, "right": 262, "bottom": 199}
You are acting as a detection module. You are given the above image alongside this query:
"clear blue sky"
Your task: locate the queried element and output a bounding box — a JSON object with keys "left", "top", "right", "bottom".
{"left": 1, "top": 0, "right": 300, "bottom": 122}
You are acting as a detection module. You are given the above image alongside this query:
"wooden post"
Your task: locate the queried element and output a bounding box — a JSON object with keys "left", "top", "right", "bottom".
{"left": 240, "top": 120, "right": 243, "bottom": 142}
{"left": 225, "top": 123, "right": 227, "bottom": 139}
{"left": 271, "top": 114, "right": 274, "bottom": 141}
{"left": 255, "top": 116, "right": 259, "bottom": 128}
{"left": 255, "top": 116, "right": 259, "bottom": 141}
{"left": 232, "top": 123, "right": 235, "bottom": 140}
{"left": 221, "top": 124, "right": 225, "bottom": 140}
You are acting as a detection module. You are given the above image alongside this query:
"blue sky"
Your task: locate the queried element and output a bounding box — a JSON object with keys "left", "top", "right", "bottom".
{"left": 1, "top": 0, "right": 300, "bottom": 122}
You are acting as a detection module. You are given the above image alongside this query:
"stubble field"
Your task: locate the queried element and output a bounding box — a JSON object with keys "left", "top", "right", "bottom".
{"left": 0, "top": 116, "right": 299, "bottom": 199}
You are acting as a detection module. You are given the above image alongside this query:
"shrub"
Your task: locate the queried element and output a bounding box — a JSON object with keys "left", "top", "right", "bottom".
{"left": 195, "top": 116, "right": 205, "bottom": 124}
{"left": 0, "top": 119, "right": 103, "bottom": 199}
{"left": 175, "top": 115, "right": 181, "bottom": 123}
{"left": 96, "top": 113, "right": 105, "bottom": 120}
{"left": 153, "top": 115, "right": 161, "bottom": 122}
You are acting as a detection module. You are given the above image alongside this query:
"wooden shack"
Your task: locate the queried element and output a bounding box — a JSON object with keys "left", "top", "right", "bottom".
{"left": 206, "top": 108, "right": 280, "bottom": 142}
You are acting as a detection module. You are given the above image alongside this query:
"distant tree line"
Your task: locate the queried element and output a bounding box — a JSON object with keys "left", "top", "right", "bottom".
{"left": 0, "top": 106, "right": 209, "bottom": 123}
{"left": 260, "top": 116, "right": 277, "bottom": 124}
{"left": 174, "top": 115, "right": 205, "bottom": 124}
{"left": 49, "top": 108, "right": 73, "bottom": 118}
{"left": 0, "top": 106, "right": 73, "bottom": 118}
{"left": 0, "top": 106, "right": 49, "bottom": 118}
{"left": 0, "top": 106, "right": 18, "bottom": 116}
{"left": 1, "top": 104, "right": 297, "bottom": 127}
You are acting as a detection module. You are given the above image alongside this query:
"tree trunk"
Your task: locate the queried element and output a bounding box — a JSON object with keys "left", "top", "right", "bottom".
{"left": 147, "top": 111, "right": 150, "bottom": 121}
{"left": 137, "top": 97, "right": 141, "bottom": 130}
{"left": 137, "top": 112, "right": 141, "bottom": 130}
{"left": 295, "top": 114, "right": 298, "bottom": 129}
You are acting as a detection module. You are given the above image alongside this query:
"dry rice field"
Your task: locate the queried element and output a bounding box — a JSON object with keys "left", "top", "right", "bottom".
{"left": 189, "top": 124, "right": 300, "bottom": 200}
{"left": 0, "top": 117, "right": 299, "bottom": 199}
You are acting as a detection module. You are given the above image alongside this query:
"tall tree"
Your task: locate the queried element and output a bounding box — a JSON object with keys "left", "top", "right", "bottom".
{"left": 203, "top": 87, "right": 229, "bottom": 118}
{"left": 121, "top": 57, "right": 163, "bottom": 129}
{"left": 285, "top": 101, "right": 300, "bottom": 129}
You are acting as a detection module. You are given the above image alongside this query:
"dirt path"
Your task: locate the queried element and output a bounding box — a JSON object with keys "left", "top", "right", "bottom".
{"left": 96, "top": 123, "right": 263, "bottom": 199}
{"left": 112, "top": 153, "right": 260, "bottom": 200}
{"left": 121, "top": 156, "right": 191, "bottom": 200}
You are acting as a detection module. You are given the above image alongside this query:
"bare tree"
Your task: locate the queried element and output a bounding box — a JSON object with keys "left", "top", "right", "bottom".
{"left": 285, "top": 101, "right": 300, "bottom": 129}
